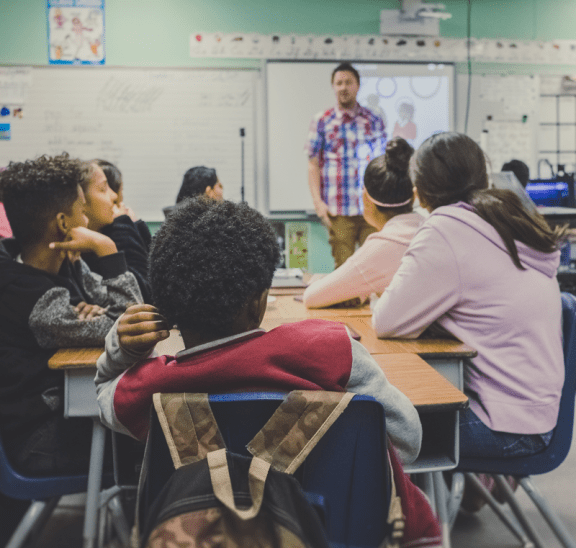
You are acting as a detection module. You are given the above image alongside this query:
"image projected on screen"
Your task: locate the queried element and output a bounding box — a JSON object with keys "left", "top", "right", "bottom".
{"left": 355, "top": 64, "right": 451, "bottom": 150}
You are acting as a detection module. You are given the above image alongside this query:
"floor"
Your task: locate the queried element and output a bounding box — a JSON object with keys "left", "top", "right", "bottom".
{"left": 20, "top": 429, "right": 576, "bottom": 548}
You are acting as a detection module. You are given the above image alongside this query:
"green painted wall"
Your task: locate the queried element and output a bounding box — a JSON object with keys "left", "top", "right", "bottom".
{"left": 2, "top": 0, "right": 576, "bottom": 272}
{"left": 2, "top": 0, "right": 576, "bottom": 67}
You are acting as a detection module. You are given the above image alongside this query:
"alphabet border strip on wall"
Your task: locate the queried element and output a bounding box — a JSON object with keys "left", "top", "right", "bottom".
{"left": 190, "top": 33, "right": 576, "bottom": 65}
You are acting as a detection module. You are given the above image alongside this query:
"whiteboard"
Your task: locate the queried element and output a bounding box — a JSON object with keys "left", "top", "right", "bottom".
{"left": 455, "top": 73, "right": 539, "bottom": 178}
{"left": 0, "top": 67, "right": 257, "bottom": 221}
{"left": 266, "top": 61, "right": 454, "bottom": 213}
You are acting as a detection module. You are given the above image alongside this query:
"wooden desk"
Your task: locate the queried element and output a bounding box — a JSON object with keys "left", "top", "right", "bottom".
{"left": 48, "top": 345, "right": 466, "bottom": 414}
{"left": 268, "top": 286, "right": 305, "bottom": 296}
{"left": 50, "top": 313, "right": 471, "bottom": 548}
{"left": 264, "top": 294, "right": 372, "bottom": 321}
{"left": 376, "top": 354, "right": 467, "bottom": 412}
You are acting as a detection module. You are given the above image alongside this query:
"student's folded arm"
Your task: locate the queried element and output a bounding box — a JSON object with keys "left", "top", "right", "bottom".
{"left": 78, "top": 255, "right": 144, "bottom": 317}
{"left": 28, "top": 287, "right": 117, "bottom": 349}
{"left": 345, "top": 332, "right": 422, "bottom": 464}
{"left": 372, "top": 226, "right": 460, "bottom": 339}
{"left": 303, "top": 250, "right": 373, "bottom": 308}
{"left": 95, "top": 318, "right": 156, "bottom": 437}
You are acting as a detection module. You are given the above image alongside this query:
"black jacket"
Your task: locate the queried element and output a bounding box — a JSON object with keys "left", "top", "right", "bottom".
{"left": 0, "top": 238, "right": 141, "bottom": 441}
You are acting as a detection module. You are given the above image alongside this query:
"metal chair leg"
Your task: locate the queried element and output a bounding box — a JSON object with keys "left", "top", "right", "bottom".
{"left": 446, "top": 472, "right": 464, "bottom": 529}
{"left": 107, "top": 494, "right": 132, "bottom": 547}
{"left": 519, "top": 477, "right": 576, "bottom": 548}
{"left": 6, "top": 498, "right": 59, "bottom": 548}
{"left": 464, "top": 473, "right": 534, "bottom": 548}
{"left": 493, "top": 475, "right": 545, "bottom": 548}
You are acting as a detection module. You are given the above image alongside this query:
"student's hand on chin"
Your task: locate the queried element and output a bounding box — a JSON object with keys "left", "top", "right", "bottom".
{"left": 117, "top": 304, "right": 171, "bottom": 354}
{"left": 49, "top": 227, "right": 117, "bottom": 257}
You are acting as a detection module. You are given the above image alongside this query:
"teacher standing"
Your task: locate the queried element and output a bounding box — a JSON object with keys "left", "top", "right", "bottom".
{"left": 307, "top": 63, "right": 387, "bottom": 268}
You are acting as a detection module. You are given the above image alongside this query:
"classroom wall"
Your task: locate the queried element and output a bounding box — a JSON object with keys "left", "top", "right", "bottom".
{"left": 2, "top": 0, "right": 576, "bottom": 272}
{"left": 2, "top": 0, "right": 576, "bottom": 67}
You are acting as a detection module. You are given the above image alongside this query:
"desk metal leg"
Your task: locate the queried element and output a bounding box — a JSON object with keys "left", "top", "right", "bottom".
{"left": 421, "top": 473, "right": 436, "bottom": 515}
{"left": 83, "top": 419, "right": 106, "bottom": 548}
{"left": 433, "top": 471, "right": 451, "bottom": 548}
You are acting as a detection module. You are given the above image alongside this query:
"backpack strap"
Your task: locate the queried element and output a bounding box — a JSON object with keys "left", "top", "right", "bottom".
{"left": 247, "top": 390, "right": 354, "bottom": 474}
{"left": 152, "top": 392, "right": 225, "bottom": 469}
{"left": 207, "top": 448, "right": 271, "bottom": 520}
{"left": 385, "top": 452, "right": 405, "bottom": 548}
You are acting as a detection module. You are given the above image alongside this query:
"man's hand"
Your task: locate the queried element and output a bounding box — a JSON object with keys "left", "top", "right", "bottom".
{"left": 75, "top": 302, "right": 107, "bottom": 320}
{"left": 308, "top": 158, "right": 333, "bottom": 228}
{"left": 314, "top": 200, "right": 333, "bottom": 228}
{"left": 117, "top": 304, "right": 171, "bottom": 354}
{"left": 49, "top": 227, "right": 118, "bottom": 257}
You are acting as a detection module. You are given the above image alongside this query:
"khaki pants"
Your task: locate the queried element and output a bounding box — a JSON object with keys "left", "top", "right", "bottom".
{"left": 328, "top": 215, "right": 377, "bottom": 268}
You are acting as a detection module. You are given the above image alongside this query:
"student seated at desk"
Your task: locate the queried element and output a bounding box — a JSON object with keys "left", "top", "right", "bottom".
{"left": 372, "top": 132, "right": 566, "bottom": 461}
{"left": 80, "top": 160, "right": 152, "bottom": 303}
{"left": 304, "top": 138, "right": 423, "bottom": 308}
{"left": 0, "top": 153, "right": 142, "bottom": 541}
{"left": 162, "top": 165, "right": 224, "bottom": 218}
{"left": 95, "top": 198, "right": 422, "bottom": 465}
{"left": 94, "top": 158, "right": 152, "bottom": 249}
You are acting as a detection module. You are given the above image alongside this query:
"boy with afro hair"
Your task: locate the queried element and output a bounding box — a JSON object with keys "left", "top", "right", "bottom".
{"left": 96, "top": 198, "right": 421, "bottom": 464}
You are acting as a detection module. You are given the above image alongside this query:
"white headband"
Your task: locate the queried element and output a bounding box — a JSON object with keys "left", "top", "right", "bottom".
{"left": 366, "top": 192, "right": 412, "bottom": 208}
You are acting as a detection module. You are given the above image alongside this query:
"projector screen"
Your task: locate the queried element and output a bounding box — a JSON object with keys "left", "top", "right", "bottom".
{"left": 266, "top": 61, "right": 454, "bottom": 212}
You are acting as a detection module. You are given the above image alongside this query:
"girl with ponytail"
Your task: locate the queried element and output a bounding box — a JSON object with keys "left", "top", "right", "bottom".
{"left": 372, "top": 132, "right": 566, "bottom": 459}
{"left": 304, "top": 137, "right": 424, "bottom": 308}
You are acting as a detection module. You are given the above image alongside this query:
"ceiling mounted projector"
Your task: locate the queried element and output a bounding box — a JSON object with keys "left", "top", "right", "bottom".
{"left": 400, "top": 0, "right": 452, "bottom": 21}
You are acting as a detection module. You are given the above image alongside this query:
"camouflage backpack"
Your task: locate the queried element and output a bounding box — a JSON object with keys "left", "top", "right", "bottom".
{"left": 136, "top": 391, "right": 361, "bottom": 548}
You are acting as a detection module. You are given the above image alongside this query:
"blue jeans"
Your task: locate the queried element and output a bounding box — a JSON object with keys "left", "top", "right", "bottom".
{"left": 459, "top": 407, "right": 553, "bottom": 459}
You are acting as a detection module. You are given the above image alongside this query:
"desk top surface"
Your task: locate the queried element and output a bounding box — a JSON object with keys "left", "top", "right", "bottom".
{"left": 48, "top": 345, "right": 466, "bottom": 410}
{"left": 49, "top": 296, "right": 475, "bottom": 368}
{"left": 265, "top": 295, "right": 372, "bottom": 318}
{"left": 376, "top": 353, "right": 468, "bottom": 410}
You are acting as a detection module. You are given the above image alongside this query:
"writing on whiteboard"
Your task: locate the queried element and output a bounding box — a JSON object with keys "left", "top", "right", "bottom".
{"left": 96, "top": 77, "right": 164, "bottom": 112}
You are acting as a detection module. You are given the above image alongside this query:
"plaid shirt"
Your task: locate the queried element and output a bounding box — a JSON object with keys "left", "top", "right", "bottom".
{"left": 307, "top": 104, "right": 387, "bottom": 216}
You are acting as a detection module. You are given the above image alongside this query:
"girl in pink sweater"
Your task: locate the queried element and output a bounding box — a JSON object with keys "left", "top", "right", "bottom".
{"left": 304, "top": 138, "right": 423, "bottom": 308}
{"left": 372, "top": 132, "right": 567, "bottom": 459}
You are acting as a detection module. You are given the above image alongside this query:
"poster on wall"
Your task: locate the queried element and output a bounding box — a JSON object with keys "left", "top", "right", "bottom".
{"left": 47, "top": 0, "right": 105, "bottom": 65}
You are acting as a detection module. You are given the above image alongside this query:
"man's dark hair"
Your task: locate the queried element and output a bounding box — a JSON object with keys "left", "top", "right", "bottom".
{"left": 501, "top": 159, "right": 530, "bottom": 188}
{"left": 0, "top": 153, "right": 84, "bottom": 247}
{"left": 150, "top": 198, "right": 280, "bottom": 336}
{"left": 176, "top": 166, "right": 218, "bottom": 203}
{"left": 331, "top": 63, "right": 360, "bottom": 85}
{"left": 93, "top": 159, "right": 123, "bottom": 194}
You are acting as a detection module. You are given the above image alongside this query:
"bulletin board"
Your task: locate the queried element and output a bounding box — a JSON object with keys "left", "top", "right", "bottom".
{"left": 0, "top": 66, "right": 257, "bottom": 221}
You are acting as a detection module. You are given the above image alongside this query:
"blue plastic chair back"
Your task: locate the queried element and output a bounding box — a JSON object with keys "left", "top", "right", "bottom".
{"left": 0, "top": 431, "right": 89, "bottom": 501}
{"left": 142, "top": 392, "right": 390, "bottom": 548}
{"left": 457, "top": 292, "right": 576, "bottom": 476}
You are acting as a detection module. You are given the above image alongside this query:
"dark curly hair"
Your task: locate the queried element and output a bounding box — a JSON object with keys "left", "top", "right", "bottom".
{"left": 176, "top": 166, "right": 218, "bottom": 203}
{"left": 149, "top": 198, "right": 280, "bottom": 336}
{"left": 0, "top": 153, "right": 85, "bottom": 247}
{"left": 364, "top": 137, "right": 414, "bottom": 215}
